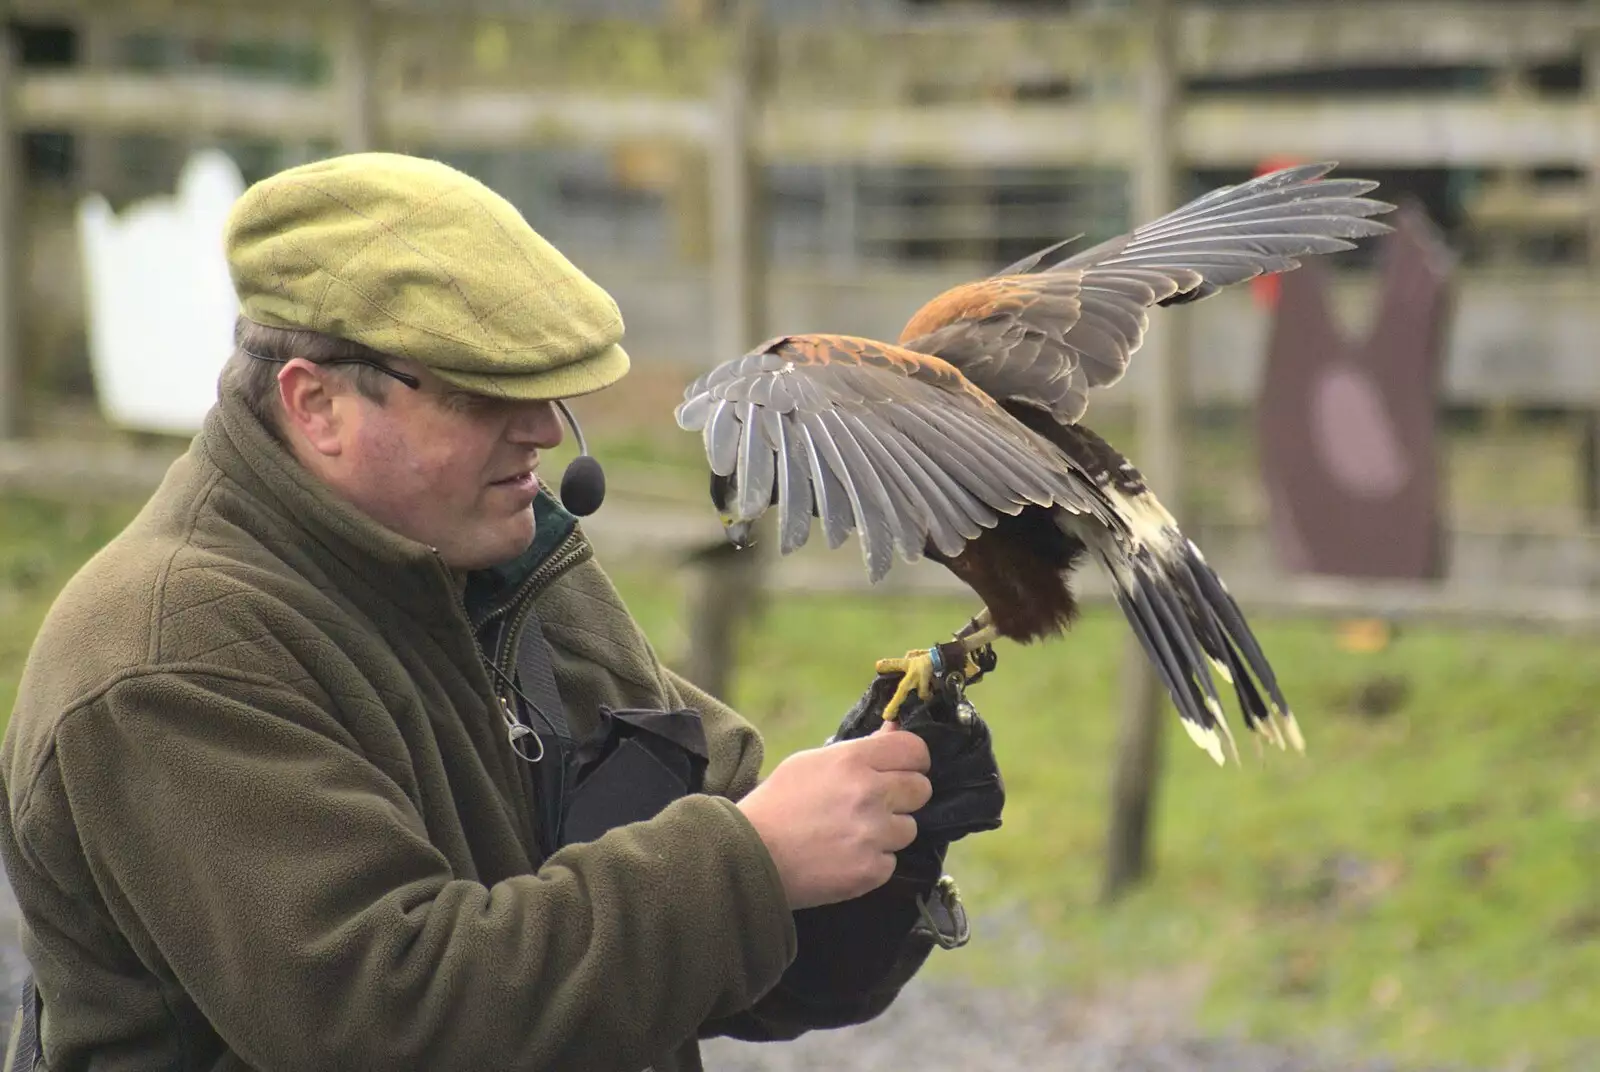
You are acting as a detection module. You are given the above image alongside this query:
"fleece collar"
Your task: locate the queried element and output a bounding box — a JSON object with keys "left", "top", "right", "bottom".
{"left": 203, "top": 382, "right": 577, "bottom": 623}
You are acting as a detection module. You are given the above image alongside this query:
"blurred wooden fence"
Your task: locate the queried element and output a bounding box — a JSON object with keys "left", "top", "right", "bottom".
{"left": 2, "top": 0, "right": 1597, "bottom": 440}
{"left": 3, "top": 1, "right": 1599, "bottom": 405}
{"left": 3, "top": 1, "right": 1595, "bottom": 163}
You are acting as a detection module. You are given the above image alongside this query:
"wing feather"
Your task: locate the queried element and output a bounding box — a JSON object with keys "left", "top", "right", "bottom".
{"left": 818, "top": 408, "right": 903, "bottom": 580}
{"left": 796, "top": 415, "right": 855, "bottom": 551}
{"left": 867, "top": 427, "right": 981, "bottom": 558}
{"left": 733, "top": 401, "right": 775, "bottom": 521}
{"left": 675, "top": 333, "right": 1100, "bottom": 581}
{"left": 705, "top": 398, "right": 739, "bottom": 476}
{"left": 769, "top": 411, "right": 814, "bottom": 555}
{"left": 896, "top": 161, "right": 1395, "bottom": 425}
{"left": 934, "top": 405, "right": 1062, "bottom": 507}
{"left": 746, "top": 372, "right": 780, "bottom": 408}
{"left": 800, "top": 409, "right": 894, "bottom": 579}
{"left": 893, "top": 401, "right": 1031, "bottom": 516}
{"left": 676, "top": 390, "right": 711, "bottom": 429}
{"left": 837, "top": 410, "right": 930, "bottom": 561}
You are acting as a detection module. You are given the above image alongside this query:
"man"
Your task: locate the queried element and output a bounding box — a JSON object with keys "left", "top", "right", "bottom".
{"left": 0, "top": 152, "right": 1003, "bottom": 1070}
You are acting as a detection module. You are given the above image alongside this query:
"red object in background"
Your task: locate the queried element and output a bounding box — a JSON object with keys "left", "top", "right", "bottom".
{"left": 1250, "top": 157, "right": 1307, "bottom": 309}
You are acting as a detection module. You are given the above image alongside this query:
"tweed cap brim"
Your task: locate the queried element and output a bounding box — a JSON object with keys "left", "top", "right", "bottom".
{"left": 428, "top": 340, "right": 631, "bottom": 401}
{"left": 225, "top": 152, "right": 630, "bottom": 402}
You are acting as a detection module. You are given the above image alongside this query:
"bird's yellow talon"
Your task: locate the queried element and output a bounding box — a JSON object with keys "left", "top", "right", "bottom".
{"left": 875, "top": 649, "right": 937, "bottom": 721}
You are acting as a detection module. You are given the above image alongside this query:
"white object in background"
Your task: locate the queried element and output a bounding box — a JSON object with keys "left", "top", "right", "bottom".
{"left": 77, "top": 148, "right": 244, "bottom": 436}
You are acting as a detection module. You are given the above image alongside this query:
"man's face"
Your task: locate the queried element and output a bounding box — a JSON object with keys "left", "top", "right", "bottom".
{"left": 286, "top": 361, "right": 567, "bottom": 570}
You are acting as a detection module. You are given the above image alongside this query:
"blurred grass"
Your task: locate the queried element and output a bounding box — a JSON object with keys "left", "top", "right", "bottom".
{"left": 0, "top": 494, "right": 147, "bottom": 721}
{"left": 620, "top": 568, "right": 1600, "bottom": 1072}
{"left": 5, "top": 389, "right": 1599, "bottom": 1072}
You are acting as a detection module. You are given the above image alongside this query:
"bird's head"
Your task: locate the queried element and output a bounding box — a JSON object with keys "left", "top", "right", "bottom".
{"left": 709, "top": 471, "right": 758, "bottom": 549}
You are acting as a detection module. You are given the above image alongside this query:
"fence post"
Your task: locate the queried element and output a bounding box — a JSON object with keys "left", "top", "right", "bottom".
{"left": 338, "top": 0, "right": 379, "bottom": 154}
{"left": 709, "top": 0, "right": 763, "bottom": 367}
{"left": 680, "top": 0, "right": 771, "bottom": 701}
{"left": 1583, "top": 8, "right": 1600, "bottom": 526}
{"left": 682, "top": 539, "right": 769, "bottom": 701}
{"left": 1103, "top": 0, "right": 1187, "bottom": 904}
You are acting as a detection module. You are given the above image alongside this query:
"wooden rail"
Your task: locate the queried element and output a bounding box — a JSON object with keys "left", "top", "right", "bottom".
{"left": 9, "top": 76, "right": 1594, "bottom": 168}
{"left": 571, "top": 264, "right": 1600, "bottom": 407}
{"left": 10, "top": 1, "right": 1590, "bottom": 96}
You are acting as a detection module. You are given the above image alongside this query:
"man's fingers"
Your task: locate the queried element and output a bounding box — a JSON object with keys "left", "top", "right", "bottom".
{"left": 882, "top": 770, "right": 933, "bottom": 814}
{"left": 884, "top": 814, "right": 918, "bottom": 853}
{"left": 853, "top": 727, "right": 931, "bottom": 773}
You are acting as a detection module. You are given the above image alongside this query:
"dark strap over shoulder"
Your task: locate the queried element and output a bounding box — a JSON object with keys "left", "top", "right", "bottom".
{"left": 493, "top": 604, "right": 574, "bottom": 857}
{"left": 512, "top": 603, "right": 572, "bottom": 747}
{"left": 502, "top": 603, "right": 706, "bottom": 852}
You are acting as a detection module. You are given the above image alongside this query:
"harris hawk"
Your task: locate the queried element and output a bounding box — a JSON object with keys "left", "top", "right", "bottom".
{"left": 674, "top": 162, "right": 1394, "bottom": 764}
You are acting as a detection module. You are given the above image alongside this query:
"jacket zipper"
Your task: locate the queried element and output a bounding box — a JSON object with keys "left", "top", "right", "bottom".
{"left": 487, "top": 528, "right": 591, "bottom": 858}
{"left": 493, "top": 527, "right": 592, "bottom": 671}
{"left": 417, "top": 529, "right": 594, "bottom": 859}
{"left": 445, "top": 527, "right": 593, "bottom": 748}
{"left": 450, "top": 526, "right": 593, "bottom": 678}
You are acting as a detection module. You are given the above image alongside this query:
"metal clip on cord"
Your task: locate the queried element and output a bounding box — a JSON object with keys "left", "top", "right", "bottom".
{"left": 497, "top": 696, "right": 547, "bottom": 764}
{"left": 913, "top": 875, "right": 971, "bottom": 950}
{"left": 487, "top": 660, "right": 553, "bottom": 765}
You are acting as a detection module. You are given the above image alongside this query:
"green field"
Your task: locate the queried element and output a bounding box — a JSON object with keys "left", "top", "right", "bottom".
{"left": 632, "top": 574, "right": 1600, "bottom": 1070}
{"left": 3, "top": 486, "right": 1598, "bottom": 1070}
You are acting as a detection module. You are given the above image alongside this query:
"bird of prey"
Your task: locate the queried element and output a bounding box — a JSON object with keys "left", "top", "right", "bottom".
{"left": 674, "top": 163, "right": 1394, "bottom": 764}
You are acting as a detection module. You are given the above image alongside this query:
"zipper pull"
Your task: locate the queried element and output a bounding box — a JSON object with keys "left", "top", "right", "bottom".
{"left": 498, "top": 695, "right": 546, "bottom": 763}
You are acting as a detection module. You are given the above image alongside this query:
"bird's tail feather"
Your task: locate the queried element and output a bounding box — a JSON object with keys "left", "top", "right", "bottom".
{"left": 1082, "top": 501, "right": 1302, "bottom": 765}
{"left": 1114, "top": 555, "right": 1237, "bottom": 764}
{"left": 1174, "top": 539, "right": 1303, "bottom": 754}
{"left": 1179, "top": 541, "right": 1302, "bottom": 750}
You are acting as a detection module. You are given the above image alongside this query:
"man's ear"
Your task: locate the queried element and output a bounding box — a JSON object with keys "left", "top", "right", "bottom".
{"left": 276, "top": 360, "right": 344, "bottom": 457}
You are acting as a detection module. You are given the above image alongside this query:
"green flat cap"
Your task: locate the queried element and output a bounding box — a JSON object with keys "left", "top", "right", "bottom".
{"left": 223, "top": 152, "right": 629, "bottom": 400}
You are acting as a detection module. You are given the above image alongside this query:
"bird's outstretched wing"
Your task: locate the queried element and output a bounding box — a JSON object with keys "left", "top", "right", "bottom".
{"left": 675, "top": 334, "right": 1110, "bottom": 582}
{"left": 897, "top": 161, "right": 1395, "bottom": 424}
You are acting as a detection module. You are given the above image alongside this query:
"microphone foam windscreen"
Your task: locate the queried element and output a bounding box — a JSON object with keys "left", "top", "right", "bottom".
{"left": 559, "top": 455, "right": 606, "bottom": 517}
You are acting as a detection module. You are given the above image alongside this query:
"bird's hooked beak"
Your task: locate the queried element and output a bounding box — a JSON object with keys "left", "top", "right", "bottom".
{"left": 723, "top": 517, "right": 756, "bottom": 549}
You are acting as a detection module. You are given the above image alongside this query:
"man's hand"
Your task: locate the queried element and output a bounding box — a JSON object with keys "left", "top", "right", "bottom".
{"left": 833, "top": 674, "right": 1005, "bottom": 847}
{"left": 737, "top": 730, "right": 932, "bottom": 910}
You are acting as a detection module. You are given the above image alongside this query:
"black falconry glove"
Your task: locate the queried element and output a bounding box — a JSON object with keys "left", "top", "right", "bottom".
{"left": 831, "top": 667, "right": 1005, "bottom": 848}
{"left": 826, "top": 665, "right": 1005, "bottom": 948}
{"left": 755, "top": 667, "right": 1006, "bottom": 1020}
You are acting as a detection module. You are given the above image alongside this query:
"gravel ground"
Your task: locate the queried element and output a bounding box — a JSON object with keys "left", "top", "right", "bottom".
{"left": 0, "top": 878, "right": 1425, "bottom": 1072}
{"left": 700, "top": 906, "right": 1436, "bottom": 1072}
{"left": 700, "top": 972, "right": 1415, "bottom": 1072}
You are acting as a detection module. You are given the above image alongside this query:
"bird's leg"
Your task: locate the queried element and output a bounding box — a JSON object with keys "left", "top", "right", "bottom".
{"left": 953, "top": 607, "right": 993, "bottom": 642}
{"left": 875, "top": 608, "right": 1000, "bottom": 722}
{"left": 952, "top": 608, "right": 999, "bottom": 682}
{"left": 952, "top": 622, "right": 1000, "bottom": 679}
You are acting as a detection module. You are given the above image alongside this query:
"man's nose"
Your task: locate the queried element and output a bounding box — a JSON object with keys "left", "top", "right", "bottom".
{"left": 508, "top": 400, "right": 564, "bottom": 449}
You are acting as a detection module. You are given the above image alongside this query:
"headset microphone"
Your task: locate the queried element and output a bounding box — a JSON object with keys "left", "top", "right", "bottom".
{"left": 552, "top": 399, "right": 606, "bottom": 517}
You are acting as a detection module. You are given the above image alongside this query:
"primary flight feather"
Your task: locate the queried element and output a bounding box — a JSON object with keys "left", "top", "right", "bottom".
{"left": 675, "top": 162, "right": 1395, "bottom": 763}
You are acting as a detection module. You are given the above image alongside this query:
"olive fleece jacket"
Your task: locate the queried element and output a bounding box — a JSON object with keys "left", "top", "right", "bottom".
{"left": 0, "top": 387, "right": 932, "bottom": 1071}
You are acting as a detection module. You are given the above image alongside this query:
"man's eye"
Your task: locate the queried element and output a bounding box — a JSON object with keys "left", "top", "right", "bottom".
{"left": 446, "top": 393, "right": 494, "bottom": 415}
